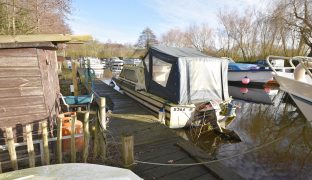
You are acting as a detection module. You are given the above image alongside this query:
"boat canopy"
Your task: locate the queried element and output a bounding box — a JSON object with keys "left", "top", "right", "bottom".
{"left": 143, "top": 45, "right": 229, "bottom": 105}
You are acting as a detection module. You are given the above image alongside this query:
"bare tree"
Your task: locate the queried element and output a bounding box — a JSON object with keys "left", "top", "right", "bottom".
{"left": 0, "top": 0, "right": 72, "bottom": 35}
{"left": 186, "top": 23, "right": 214, "bottom": 52}
{"left": 160, "top": 28, "right": 189, "bottom": 48}
{"left": 218, "top": 9, "right": 257, "bottom": 61}
{"left": 273, "top": 0, "right": 312, "bottom": 57}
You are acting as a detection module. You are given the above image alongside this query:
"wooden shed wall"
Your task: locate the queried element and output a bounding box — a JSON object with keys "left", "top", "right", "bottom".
{"left": 0, "top": 47, "right": 60, "bottom": 141}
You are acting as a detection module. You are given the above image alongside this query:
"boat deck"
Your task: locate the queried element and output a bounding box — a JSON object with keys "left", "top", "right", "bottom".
{"left": 91, "top": 79, "right": 243, "bottom": 180}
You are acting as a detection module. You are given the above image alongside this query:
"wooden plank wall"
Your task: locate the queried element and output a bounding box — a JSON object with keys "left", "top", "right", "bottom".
{"left": 0, "top": 48, "right": 47, "bottom": 142}
{"left": 37, "top": 49, "right": 60, "bottom": 121}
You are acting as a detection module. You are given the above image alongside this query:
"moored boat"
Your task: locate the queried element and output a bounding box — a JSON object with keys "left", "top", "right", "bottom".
{"left": 266, "top": 56, "right": 312, "bottom": 124}
{"left": 113, "top": 46, "right": 237, "bottom": 131}
{"left": 227, "top": 58, "right": 285, "bottom": 85}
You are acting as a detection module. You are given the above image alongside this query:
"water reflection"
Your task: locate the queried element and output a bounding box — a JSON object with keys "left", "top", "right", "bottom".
{"left": 185, "top": 86, "right": 312, "bottom": 179}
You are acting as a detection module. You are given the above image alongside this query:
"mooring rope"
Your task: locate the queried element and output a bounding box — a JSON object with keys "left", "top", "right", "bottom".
{"left": 134, "top": 124, "right": 305, "bottom": 166}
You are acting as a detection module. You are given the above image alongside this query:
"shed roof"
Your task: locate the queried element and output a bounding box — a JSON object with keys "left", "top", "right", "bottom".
{"left": 0, "top": 34, "right": 92, "bottom": 44}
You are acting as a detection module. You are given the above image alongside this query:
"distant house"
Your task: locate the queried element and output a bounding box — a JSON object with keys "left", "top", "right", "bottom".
{"left": 0, "top": 34, "right": 91, "bottom": 142}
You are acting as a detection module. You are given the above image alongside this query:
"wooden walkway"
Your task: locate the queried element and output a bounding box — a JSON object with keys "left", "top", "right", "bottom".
{"left": 91, "top": 79, "right": 242, "bottom": 180}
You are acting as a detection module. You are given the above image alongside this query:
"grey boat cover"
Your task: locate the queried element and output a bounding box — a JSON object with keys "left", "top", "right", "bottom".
{"left": 143, "top": 45, "right": 229, "bottom": 105}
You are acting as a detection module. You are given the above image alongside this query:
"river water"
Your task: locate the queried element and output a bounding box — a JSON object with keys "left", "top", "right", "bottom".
{"left": 104, "top": 70, "right": 311, "bottom": 179}
{"left": 187, "top": 85, "right": 312, "bottom": 179}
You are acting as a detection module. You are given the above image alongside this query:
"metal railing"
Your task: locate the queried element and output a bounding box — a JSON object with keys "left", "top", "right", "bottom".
{"left": 266, "top": 56, "right": 312, "bottom": 80}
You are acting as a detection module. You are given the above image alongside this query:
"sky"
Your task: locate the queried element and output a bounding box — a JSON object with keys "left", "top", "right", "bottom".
{"left": 69, "top": 0, "right": 266, "bottom": 44}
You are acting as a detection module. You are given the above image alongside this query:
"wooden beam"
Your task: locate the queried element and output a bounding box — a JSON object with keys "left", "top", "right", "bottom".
{"left": 41, "top": 121, "right": 50, "bottom": 165}
{"left": 71, "top": 61, "right": 78, "bottom": 96}
{"left": 71, "top": 115, "right": 77, "bottom": 163}
{"left": 5, "top": 127, "right": 18, "bottom": 170}
{"left": 82, "top": 111, "right": 90, "bottom": 163}
{"left": 56, "top": 117, "right": 63, "bottom": 164}
{"left": 0, "top": 34, "right": 92, "bottom": 44}
{"left": 121, "top": 134, "right": 134, "bottom": 168}
{"left": 25, "top": 125, "right": 35, "bottom": 168}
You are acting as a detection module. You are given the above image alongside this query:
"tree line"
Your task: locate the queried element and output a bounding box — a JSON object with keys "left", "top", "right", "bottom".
{"left": 1, "top": 0, "right": 310, "bottom": 61}
{"left": 161, "top": 0, "right": 312, "bottom": 61}
{"left": 0, "top": 0, "right": 71, "bottom": 35}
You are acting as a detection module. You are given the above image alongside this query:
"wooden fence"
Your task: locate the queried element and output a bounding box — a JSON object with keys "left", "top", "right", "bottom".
{"left": 0, "top": 106, "right": 107, "bottom": 173}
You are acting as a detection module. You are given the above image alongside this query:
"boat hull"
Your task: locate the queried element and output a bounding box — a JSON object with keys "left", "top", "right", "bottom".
{"left": 114, "top": 78, "right": 196, "bottom": 128}
{"left": 274, "top": 74, "right": 312, "bottom": 122}
{"left": 228, "top": 70, "right": 273, "bottom": 84}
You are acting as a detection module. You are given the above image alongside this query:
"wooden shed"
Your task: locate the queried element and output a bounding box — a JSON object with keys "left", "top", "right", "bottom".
{"left": 0, "top": 35, "right": 92, "bottom": 142}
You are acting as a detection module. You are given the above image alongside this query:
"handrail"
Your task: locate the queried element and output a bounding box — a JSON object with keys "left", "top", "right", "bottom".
{"left": 266, "top": 55, "right": 292, "bottom": 73}
{"left": 266, "top": 55, "right": 312, "bottom": 80}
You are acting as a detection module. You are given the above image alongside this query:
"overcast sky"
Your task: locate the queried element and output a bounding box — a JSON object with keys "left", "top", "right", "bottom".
{"left": 69, "top": 0, "right": 267, "bottom": 44}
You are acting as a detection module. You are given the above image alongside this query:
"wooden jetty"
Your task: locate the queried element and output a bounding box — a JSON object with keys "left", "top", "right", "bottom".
{"left": 91, "top": 79, "right": 243, "bottom": 180}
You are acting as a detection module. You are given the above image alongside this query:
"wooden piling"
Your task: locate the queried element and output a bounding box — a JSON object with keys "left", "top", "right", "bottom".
{"left": 25, "top": 125, "right": 35, "bottom": 168}
{"left": 121, "top": 134, "right": 134, "bottom": 168}
{"left": 56, "top": 117, "right": 63, "bottom": 164}
{"left": 83, "top": 111, "right": 90, "bottom": 163}
{"left": 99, "top": 97, "right": 106, "bottom": 130}
{"left": 72, "top": 60, "right": 78, "bottom": 96}
{"left": 41, "top": 121, "right": 50, "bottom": 165}
{"left": 5, "top": 127, "right": 18, "bottom": 170}
{"left": 71, "top": 115, "right": 77, "bottom": 163}
{"left": 93, "top": 116, "right": 99, "bottom": 159}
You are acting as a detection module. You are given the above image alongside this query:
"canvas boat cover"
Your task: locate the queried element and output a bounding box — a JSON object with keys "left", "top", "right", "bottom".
{"left": 143, "top": 45, "right": 229, "bottom": 105}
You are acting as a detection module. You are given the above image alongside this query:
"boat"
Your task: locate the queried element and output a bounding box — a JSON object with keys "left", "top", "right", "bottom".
{"left": 227, "top": 58, "right": 285, "bottom": 85}
{"left": 109, "top": 57, "right": 124, "bottom": 73}
{"left": 228, "top": 85, "right": 278, "bottom": 105}
{"left": 82, "top": 57, "right": 105, "bottom": 78}
{"left": 113, "top": 46, "right": 236, "bottom": 131}
{"left": 266, "top": 56, "right": 312, "bottom": 123}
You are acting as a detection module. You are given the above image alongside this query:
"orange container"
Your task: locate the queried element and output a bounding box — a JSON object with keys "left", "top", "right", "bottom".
{"left": 59, "top": 112, "right": 84, "bottom": 152}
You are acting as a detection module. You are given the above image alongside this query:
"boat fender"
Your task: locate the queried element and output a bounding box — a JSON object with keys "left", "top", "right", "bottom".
{"left": 294, "top": 62, "right": 312, "bottom": 82}
{"left": 242, "top": 76, "right": 250, "bottom": 85}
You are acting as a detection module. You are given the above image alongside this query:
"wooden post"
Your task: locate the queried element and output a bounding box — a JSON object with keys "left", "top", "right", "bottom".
{"left": 121, "top": 134, "right": 134, "bottom": 168}
{"left": 99, "top": 97, "right": 106, "bottom": 130}
{"left": 25, "top": 125, "right": 35, "bottom": 168}
{"left": 71, "top": 115, "right": 76, "bottom": 163}
{"left": 41, "top": 121, "right": 50, "bottom": 165}
{"left": 93, "top": 116, "right": 99, "bottom": 159}
{"left": 72, "top": 60, "right": 79, "bottom": 96}
{"left": 5, "top": 127, "right": 18, "bottom": 170}
{"left": 0, "top": 162, "right": 2, "bottom": 173}
{"left": 83, "top": 111, "right": 90, "bottom": 163}
{"left": 56, "top": 117, "right": 63, "bottom": 164}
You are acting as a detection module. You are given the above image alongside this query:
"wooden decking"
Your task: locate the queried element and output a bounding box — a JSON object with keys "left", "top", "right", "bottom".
{"left": 91, "top": 79, "right": 242, "bottom": 180}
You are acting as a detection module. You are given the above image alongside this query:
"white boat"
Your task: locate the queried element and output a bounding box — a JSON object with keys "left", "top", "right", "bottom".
{"left": 113, "top": 46, "right": 236, "bottom": 130}
{"left": 83, "top": 57, "right": 105, "bottom": 78}
{"left": 227, "top": 59, "right": 285, "bottom": 84}
{"left": 266, "top": 56, "right": 312, "bottom": 123}
{"left": 109, "top": 57, "right": 124, "bottom": 73}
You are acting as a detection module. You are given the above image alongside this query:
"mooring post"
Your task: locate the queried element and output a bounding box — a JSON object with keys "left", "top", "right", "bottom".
{"left": 71, "top": 115, "right": 77, "bottom": 163}
{"left": 5, "top": 127, "right": 18, "bottom": 170}
{"left": 25, "top": 125, "right": 35, "bottom": 168}
{"left": 99, "top": 97, "right": 106, "bottom": 130}
{"left": 56, "top": 117, "right": 63, "bottom": 164}
{"left": 121, "top": 134, "right": 134, "bottom": 168}
{"left": 41, "top": 121, "right": 50, "bottom": 165}
{"left": 93, "top": 116, "right": 99, "bottom": 159}
{"left": 72, "top": 60, "right": 79, "bottom": 96}
{"left": 83, "top": 111, "right": 90, "bottom": 163}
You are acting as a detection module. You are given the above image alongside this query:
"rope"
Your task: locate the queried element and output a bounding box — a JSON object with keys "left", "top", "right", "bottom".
{"left": 134, "top": 124, "right": 305, "bottom": 166}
